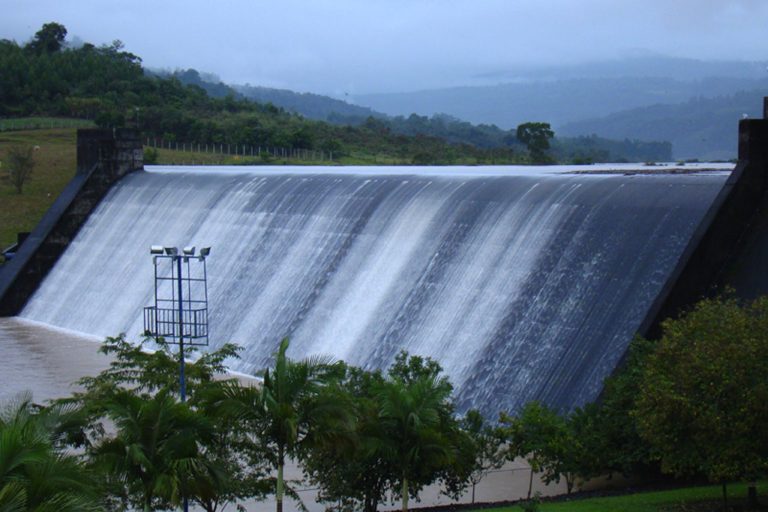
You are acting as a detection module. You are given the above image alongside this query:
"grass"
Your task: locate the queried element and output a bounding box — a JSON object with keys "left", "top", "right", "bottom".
{"left": 0, "top": 128, "right": 78, "bottom": 252}
{"left": 485, "top": 481, "right": 765, "bottom": 512}
{"left": 0, "top": 117, "right": 95, "bottom": 132}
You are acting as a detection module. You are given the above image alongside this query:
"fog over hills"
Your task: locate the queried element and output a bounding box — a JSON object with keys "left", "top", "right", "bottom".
{"left": 352, "top": 57, "right": 768, "bottom": 129}
{"left": 474, "top": 55, "right": 768, "bottom": 83}
{"left": 559, "top": 89, "right": 767, "bottom": 161}
{"left": 168, "top": 56, "right": 767, "bottom": 160}
{"left": 348, "top": 56, "right": 768, "bottom": 159}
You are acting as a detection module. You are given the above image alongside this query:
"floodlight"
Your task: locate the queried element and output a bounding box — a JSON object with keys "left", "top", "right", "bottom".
{"left": 150, "top": 245, "right": 164, "bottom": 255}
{"left": 199, "top": 247, "right": 211, "bottom": 257}
{"left": 164, "top": 246, "right": 178, "bottom": 256}
{"left": 183, "top": 246, "right": 196, "bottom": 256}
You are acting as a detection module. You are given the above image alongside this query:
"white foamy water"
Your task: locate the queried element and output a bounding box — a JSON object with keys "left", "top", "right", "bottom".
{"left": 20, "top": 165, "right": 729, "bottom": 415}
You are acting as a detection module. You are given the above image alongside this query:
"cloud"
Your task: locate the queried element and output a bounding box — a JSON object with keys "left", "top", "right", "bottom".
{"left": 2, "top": 0, "right": 767, "bottom": 93}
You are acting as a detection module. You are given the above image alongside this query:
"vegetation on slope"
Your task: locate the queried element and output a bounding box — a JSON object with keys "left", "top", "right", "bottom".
{"left": 0, "top": 23, "right": 525, "bottom": 166}
{"left": 173, "top": 68, "right": 673, "bottom": 162}
{"left": 0, "top": 128, "right": 78, "bottom": 251}
{"left": 559, "top": 90, "right": 765, "bottom": 160}
{"left": 1, "top": 23, "right": 671, "bottom": 165}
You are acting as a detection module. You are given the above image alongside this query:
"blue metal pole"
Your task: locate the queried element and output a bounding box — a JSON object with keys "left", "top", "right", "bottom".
{"left": 176, "top": 255, "right": 189, "bottom": 512}
{"left": 177, "top": 255, "right": 186, "bottom": 403}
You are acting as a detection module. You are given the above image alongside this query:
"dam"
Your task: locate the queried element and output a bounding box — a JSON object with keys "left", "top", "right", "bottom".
{"left": 15, "top": 164, "right": 729, "bottom": 415}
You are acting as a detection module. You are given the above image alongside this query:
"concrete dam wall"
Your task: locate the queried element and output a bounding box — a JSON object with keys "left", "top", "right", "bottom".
{"left": 2, "top": 107, "right": 767, "bottom": 417}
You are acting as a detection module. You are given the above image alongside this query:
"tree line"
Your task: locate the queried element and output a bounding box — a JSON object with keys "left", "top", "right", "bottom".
{"left": 2, "top": 295, "right": 766, "bottom": 511}
{"left": 1, "top": 23, "right": 671, "bottom": 166}
{"left": 176, "top": 68, "right": 673, "bottom": 163}
{"left": 0, "top": 23, "right": 520, "bottom": 165}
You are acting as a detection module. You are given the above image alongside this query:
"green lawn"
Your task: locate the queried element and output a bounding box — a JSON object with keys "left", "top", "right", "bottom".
{"left": 0, "top": 128, "right": 78, "bottom": 252}
{"left": 487, "top": 482, "right": 763, "bottom": 512}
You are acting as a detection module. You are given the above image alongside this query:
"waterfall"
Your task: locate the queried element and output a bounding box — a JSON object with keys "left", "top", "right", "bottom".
{"left": 21, "top": 165, "right": 726, "bottom": 415}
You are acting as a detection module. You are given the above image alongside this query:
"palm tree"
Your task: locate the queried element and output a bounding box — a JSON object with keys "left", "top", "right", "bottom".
{"left": 376, "top": 373, "right": 454, "bottom": 512}
{"left": 222, "top": 338, "right": 351, "bottom": 512}
{"left": 193, "top": 380, "right": 272, "bottom": 512}
{"left": 91, "top": 389, "right": 217, "bottom": 511}
{"left": 0, "top": 394, "right": 102, "bottom": 511}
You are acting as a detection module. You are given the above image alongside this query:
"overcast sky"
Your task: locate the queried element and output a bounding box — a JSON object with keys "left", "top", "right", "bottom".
{"left": 3, "top": 0, "right": 768, "bottom": 95}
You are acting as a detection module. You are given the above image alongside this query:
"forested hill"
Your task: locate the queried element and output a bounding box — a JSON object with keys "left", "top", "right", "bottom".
{"left": 235, "top": 84, "right": 383, "bottom": 124}
{"left": 0, "top": 23, "right": 671, "bottom": 164}
{"left": 164, "top": 68, "right": 384, "bottom": 123}
{"left": 0, "top": 25, "right": 521, "bottom": 164}
{"left": 559, "top": 90, "right": 766, "bottom": 160}
{"left": 167, "top": 68, "right": 671, "bottom": 161}
{"left": 354, "top": 76, "right": 768, "bottom": 132}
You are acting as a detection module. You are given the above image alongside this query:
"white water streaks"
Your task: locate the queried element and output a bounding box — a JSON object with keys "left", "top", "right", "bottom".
{"left": 21, "top": 166, "right": 728, "bottom": 415}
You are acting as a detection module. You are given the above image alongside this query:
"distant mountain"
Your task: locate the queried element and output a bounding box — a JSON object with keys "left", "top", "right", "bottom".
{"left": 355, "top": 75, "right": 768, "bottom": 131}
{"left": 161, "top": 62, "right": 699, "bottom": 161}
{"left": 234, "top": 84, "right": 382, "bottom": 123}
{"left": 559, "top": 90, "right": 766, "bottom": 160}
{"left": 475, "top": 55, "right": 768, "bottom": 83}
{"left": 353, "top": 56, "right": 768, "bottom": 133}
{"left": 166, "top": 68, "right": 384, "bottom": 124}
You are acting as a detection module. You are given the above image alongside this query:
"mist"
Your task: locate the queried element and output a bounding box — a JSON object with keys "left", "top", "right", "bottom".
{"left": 2, "top": 0, "right": 768, "bottom": 94}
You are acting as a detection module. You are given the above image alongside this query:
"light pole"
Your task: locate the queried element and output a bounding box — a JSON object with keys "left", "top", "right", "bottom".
{"left": 144, "top": 245, "right": 210, "bottom": 399}
{"left": 144, "top": 245, "right": 210, "bottom": 512}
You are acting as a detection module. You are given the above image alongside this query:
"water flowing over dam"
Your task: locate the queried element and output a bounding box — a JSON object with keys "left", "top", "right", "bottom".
{"left": 20, "top": 166, "right": 727, "bottom": 415}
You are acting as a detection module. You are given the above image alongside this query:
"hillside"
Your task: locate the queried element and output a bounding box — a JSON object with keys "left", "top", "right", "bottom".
{"left": 0, "top": 23, "right": 674, "bottom": 164}
{"left": 476, "top": 55, "right": 768, "bottom": 83}
{"left": 0, "top": 128, "right": 78, "bottom": 251}
{"left": 559, "top": 90, "right": 766, "bottom": 160}
{"left": 234, "top": 84, "right": 382, "bottom": 123}
{"left": 166, "top": 69, "right": 671, "bottom": 161}
{"left": 0, "top": 25, "right": 527, "bottom": 165}
{"left": 354, "top": 76, "right": 768, "bottom": 131}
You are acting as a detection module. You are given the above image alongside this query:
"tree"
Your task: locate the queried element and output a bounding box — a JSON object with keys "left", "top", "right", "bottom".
{"left": 5, "top": 145, "right": 35, "bottom": 194}
{"left": 589, "top": 338, "right": 656, "bottom": 478}
{"left": 62, "top": 335, "right": 262, "bottom": 511}
{"left": 27, "top": 22, "right": 67, "bottom": 54}
{"left": 635, "top": 296, "right": 768, "bottom": 507}
{"left": 303, "top": 353, "right": 468, "bottom": 512}
{"left": 222, "top": 338, "right": 351, "bottom": 512}
{"left": 301, "top": 364, "right": 392, "bottom": 512}
{"left": 194, "top": 387, "right": 272, "bottom": 512}
{"left": 516, "top": 122, "right": 554, "bottom": 163}
{"left": 91, "top": 389, "right": 217, "bottom": 511}
{"left": 502, "top": 401, "right": 616, "bottom": 497}
{"left": 558, "top": 405, "right": 604, "bottom": 493}
{"left": 503, "top": 401, "right": 565, "bottom": 498}
{"left": 457, "top": 409, "right": 505, "bottom": 503}
{"left": 376, "top": 353, "right": 458, "bottom": 512}
{"left": 0, "top": 394, "right": 102, "bottom": 511}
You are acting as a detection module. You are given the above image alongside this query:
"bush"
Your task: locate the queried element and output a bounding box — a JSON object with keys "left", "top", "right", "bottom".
{"left": 143, "top": 147, "right": 158, "bottom": 164}
{"left": 5, "top": 145, "right": 35, "bottom": 194}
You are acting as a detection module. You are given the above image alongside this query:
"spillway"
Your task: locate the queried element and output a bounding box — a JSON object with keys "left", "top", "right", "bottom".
{"left": 20, "top": 165, "right": 727, "bottom": 415}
